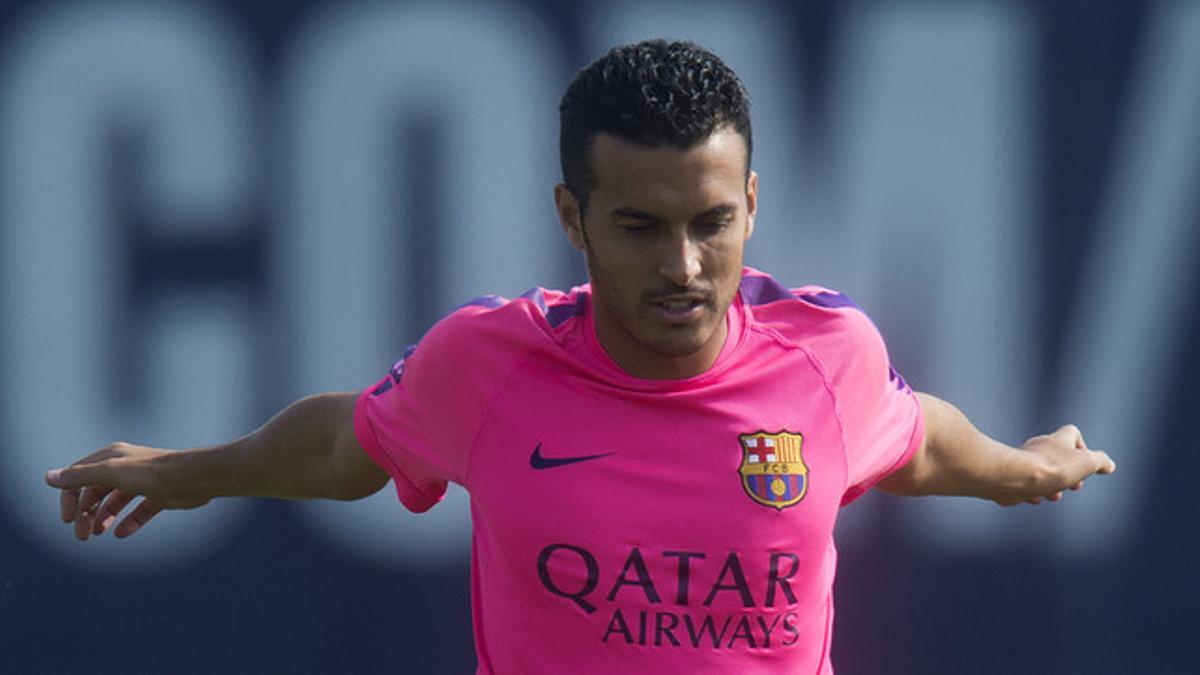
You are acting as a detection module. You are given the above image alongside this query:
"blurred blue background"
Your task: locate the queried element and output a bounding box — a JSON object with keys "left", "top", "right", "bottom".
{"left": 2, "top": 0, "right": 1197, "bottom": 672}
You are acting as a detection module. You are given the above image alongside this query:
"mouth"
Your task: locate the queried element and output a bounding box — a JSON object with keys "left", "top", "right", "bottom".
{"left": 648, "top": 294, "right": 709, "bottom": 323}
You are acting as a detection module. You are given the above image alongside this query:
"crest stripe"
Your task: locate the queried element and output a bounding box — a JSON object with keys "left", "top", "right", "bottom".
{"left": 738, "top": 430, "right": 809, "bottom": 511}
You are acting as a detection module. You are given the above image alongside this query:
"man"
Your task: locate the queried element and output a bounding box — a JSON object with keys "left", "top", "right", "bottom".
{"left": 46, "top": 40, "right": 1114, "bottom": 673}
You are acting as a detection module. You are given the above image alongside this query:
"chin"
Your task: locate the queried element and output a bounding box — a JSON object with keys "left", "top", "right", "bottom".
{"left": 649, "top": 341, "right": 703, "bottom": 359}
{"left": 644, "top": 328, "right": 712, "bottom": 358}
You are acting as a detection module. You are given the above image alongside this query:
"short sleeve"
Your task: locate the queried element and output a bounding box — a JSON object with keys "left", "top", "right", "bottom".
{"left": 353, "top": 308, "right": 493, "bottom": 513}
{"left": 800, "top": 294, "right": 924, "bottom": 505}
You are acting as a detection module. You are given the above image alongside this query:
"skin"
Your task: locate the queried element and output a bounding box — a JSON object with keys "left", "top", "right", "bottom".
{"left": 46, "top": 392, "right": 382, "bottom": 540}
{"left": 44, "top": 127, "right": 1116, "bottom": 541}
{"left": 554, "top": 127, "right": 756, "bottom": 379}
{"left": 553, "top": 125, "right": 1114, "bottom": 499}
{"left": 885, "top": 394, "right": 1115, "bottom": 505}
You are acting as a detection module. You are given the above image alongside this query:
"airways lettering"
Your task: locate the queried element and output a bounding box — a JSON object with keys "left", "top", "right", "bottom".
{"left": 602, "top": 608, "right": 801, "bottom": 649}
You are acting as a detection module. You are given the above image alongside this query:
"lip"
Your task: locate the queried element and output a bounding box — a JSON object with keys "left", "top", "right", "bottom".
{"left": 647, "top": 295, "right": 709, "bottom": 325}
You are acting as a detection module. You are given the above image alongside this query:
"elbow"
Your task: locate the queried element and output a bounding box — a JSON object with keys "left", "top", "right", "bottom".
{"left": 876, "top": 456, "right": 929, "bottom": 497}
{"left": 330, "top": 472, "right": 389, "bottom": 501}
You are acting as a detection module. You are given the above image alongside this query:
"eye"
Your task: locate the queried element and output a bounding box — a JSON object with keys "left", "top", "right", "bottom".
{"left": 697, "top": 219, "right": 730, "bottom": 235}
{"left": 620, "top": 223, "right": 656, "bottom": 235}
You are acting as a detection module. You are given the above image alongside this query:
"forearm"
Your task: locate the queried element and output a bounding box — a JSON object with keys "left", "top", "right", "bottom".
{"left": 45, "top": 391, "right": 388, "bottom": 540}
{"left": 879, "top": 393, "right": 1040, "bottom": 502}
{"left": 167, "top": 392, "right": 385, "bottom": 502}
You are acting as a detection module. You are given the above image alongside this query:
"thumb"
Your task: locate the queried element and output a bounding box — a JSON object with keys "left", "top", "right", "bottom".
{"left": 1092, "top": 450, "right": 1117, "bottom": 475}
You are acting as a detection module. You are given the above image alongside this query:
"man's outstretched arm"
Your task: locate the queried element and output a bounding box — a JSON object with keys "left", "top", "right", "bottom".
{"left": 878, "top": 392, "right": 1117, "bottom": 505}
{"left": 44, "top": 392, "right": 389, "bottom": 540}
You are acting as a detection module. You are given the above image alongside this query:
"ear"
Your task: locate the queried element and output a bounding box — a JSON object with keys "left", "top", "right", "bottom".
{"left": 554, "top": 183, "right": 587, "bottom": 251}
{"left": 744, "top": 170, "right": 758, "bottom": 241}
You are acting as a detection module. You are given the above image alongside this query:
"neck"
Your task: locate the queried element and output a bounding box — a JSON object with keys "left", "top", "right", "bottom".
{"left": 592, "top": 306, "right": 729, "bottom": 380}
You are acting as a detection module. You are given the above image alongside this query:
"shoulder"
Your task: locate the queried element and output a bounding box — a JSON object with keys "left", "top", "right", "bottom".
{"left": 372, "top": 284, "right": 587, "bottom": 402}
{"left": 739, "top": 267, "right": 878, "bottom": 345}
{"left": 739, "top": 268, "right": 907, "bottom": 395}
{"left": 414, "top": 285, "right": 588, "bottom": 361}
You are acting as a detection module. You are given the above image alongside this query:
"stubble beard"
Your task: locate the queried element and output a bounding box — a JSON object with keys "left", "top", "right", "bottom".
{"left": 583, "top": 244, "right": 729, "bottom": 361}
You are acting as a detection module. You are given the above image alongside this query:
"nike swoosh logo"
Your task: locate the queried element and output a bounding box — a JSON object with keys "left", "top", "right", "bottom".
{"left": 529, "top": 443, "right": 612, "bottom": 470}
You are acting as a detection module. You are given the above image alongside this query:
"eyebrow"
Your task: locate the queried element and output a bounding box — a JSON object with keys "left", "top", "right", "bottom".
{"left": 609, "top": 204, "right": 737, "bottom": 222}
{"left": 699, "top": 205, "right": 737, "bottom": 220}
{"left": 609, "top": 207, "right": 660, "bottom": 222}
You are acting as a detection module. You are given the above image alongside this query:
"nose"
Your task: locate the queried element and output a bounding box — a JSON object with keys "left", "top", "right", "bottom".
{"left": 659, "top": 230, "right": 702, "bottom": 287}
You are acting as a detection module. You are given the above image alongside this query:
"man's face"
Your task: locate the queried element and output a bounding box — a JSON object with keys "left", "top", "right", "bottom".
{"left": 555, "top": 127, "right": 757, "bottom": 379}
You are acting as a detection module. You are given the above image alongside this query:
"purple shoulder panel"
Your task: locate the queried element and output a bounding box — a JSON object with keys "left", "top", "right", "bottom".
{"left": 739, "top": 274, "right": 865, "bottom": 314}
{"left": 519, "top": 287, "right": 584, "bottom": 328}
{"left": 545, "top": 292, "right": 586, "bottom": 329}
{"left": 371, "top": 343, "right": 418, "bottom": 396}
{"left": 797, "top": 290, "right": 863, "bottom": 312}
{"left": 370, "top": 379, "right": 393, "bottom": 396}
{"left": 739, "top": 274, "right": 795, "bottom": 306}
{"left": 519, "top": 287, "right": 548, "bottom": 314}
{"left": 457, "top": 294, "right": 506, "bottom": 310}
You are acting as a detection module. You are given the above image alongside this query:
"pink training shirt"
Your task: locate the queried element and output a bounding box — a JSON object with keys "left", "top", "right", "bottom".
{"left": 355, "top": 267, "right": 924, "bottom": 673}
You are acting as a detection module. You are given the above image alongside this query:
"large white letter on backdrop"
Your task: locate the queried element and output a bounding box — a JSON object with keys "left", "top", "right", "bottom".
{"left": 0, "top": 2, "right": 256, "bottom": 570}
{"left": 826, "top": 3, "right": 1040, "bottom": 553}
{"left": 279, "top": 3, "right": 566, "bottom": 567}
{"left": 1046, "top": 0, "right": 1200, "bottom": 560}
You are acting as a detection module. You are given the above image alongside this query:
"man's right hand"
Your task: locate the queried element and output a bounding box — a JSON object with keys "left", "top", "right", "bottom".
{"left": 45, "top": 392, "right": 389, "bottom": 542}
{"left": 45, "top": 442, "right": 212, "bottom": 541}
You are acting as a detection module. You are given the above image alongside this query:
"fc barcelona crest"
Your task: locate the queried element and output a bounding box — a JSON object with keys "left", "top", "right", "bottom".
{"left": 738, "top": 431, "right": 808, "bottom": 510}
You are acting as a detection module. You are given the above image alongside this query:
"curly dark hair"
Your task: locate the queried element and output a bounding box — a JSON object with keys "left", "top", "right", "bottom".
{"left": 559, "top": 39, "right": 752, "bottom": 214}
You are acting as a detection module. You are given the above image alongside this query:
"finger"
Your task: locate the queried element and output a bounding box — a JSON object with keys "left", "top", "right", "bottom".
{"left": 45, "top": 461, "right": 110, "bottom": 490}
{"left": 92, "top": 490, "right": 136, "bottom": 536}
{"left": 1092, "top": 450, "right": 1117, "bottom": 474}
{"left": 1026, "top": 497, "right": 1043, "bottom": 505}
{"left": 76, "top": 485, "right": 111, "bottom": 518}
{"left": 1047, "top": 491, "right": 1064, "bottom": 502}
{"left": 1052, "top": 424, "right": 1085, "bottom": 449}
{"left": 48, "top": 468, "right": 85, "bottom": 522}
{"left": 73, "top": 486, "right": 114, "bottom": 541}
{"left": 74, "top": 510, "right": 95, "bottom": 541}
{"left": 49, "top": 463, "right": 116, "bottom": 520}
{"left": 47, "top": 466, "right": 98, "bottom": 522}
{"left": 58, "top": 484, "right": 81, "bottom": 523}
{"left": 114, "top": 499, "right": 163, "bottom": 539}
{"left": 1070, "top": 480, "right": 1085, "bottom": 491}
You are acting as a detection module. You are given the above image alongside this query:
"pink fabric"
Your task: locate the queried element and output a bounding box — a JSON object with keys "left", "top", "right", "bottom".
{"left": 354, "top": 268, "right": 923, "bottom": 673}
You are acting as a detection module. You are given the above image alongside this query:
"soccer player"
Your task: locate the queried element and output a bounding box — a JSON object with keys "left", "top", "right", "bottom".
{"left": 45, "top": 40, "right": 1115, "bottom": 673}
